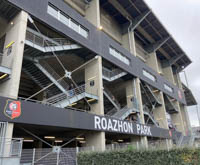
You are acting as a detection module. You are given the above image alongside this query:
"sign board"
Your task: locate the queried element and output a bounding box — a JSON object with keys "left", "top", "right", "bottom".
{"left": 0, "top": 96, "right": 171, "bottom": 138}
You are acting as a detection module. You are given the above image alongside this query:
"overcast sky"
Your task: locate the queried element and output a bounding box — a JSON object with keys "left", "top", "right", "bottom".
{"left": 144, "top": 0, "right": 200, "bottom": 127}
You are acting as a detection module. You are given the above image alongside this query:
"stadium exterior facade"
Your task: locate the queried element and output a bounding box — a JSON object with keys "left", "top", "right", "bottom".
{"left": 0, "top": 0, "right": 197, "bottom": 155}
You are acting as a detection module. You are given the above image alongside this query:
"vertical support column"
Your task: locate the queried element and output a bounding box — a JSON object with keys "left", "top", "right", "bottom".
{"left": 174, "top": 73, "right": 191, "bottom": 135}
{"left": 84, "top": 56, "right": 105, "bottom": 151}
{"left": 122, "top": 29, "right": 148, "bottom": 148}
{"left": 170, "top": 102, "right": 185, "bottom": 134}
{"left": 162, "top": 66, "right": 175, "bottom": 85}
{"left": 85, "top": 0, "right": 100, "bottom": 28}
{"left": 146, "top": 52, "right": 159, "bottom": 72}
{"left": 179, "top": 104, "right": 190, "bottom": 135}
{"left": 135, "top": 78, "right": 148, "bottom": 148}
{"left": 0, "top": 11, "right": 28, "bottom": 97}
{"left": 0, "top": 11, "right": 28, "bottom": 156}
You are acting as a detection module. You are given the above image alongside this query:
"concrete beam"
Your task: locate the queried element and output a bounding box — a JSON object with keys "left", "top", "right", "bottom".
{"left": 108, "top": 0, "right": 131, "bottom": 19}
{"left": 162, "top": 54, "right": 185, "bottom": 68}
{"left": 122, "top": 10, "right": 151, "bottom": 34}
{"left": 144, "top": 36, "right": 170, "bottom": 53}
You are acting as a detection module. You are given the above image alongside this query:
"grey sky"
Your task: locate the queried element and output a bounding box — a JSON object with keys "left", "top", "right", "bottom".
{"left": 144, "top": 0, "right": 200, "bottom": 126}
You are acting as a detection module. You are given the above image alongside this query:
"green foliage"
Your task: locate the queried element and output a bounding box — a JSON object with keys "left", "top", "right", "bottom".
{"left": 77, "top": 148, "right": 200, "bottom": 165}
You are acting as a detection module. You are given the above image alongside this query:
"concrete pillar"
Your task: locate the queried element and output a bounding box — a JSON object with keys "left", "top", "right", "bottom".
{"left": 84, "top": 56, "right": 105, "bottom": 151}
{"left": 85, "top": 0, "right": 100, "bottom": 28}
{"left": 153, "top": 92, "right": 169, "bottom": 129}
{"left": 126, "top": 80, "right": 135, "bottom": 108}
{"left": 135, "top": 78, "right": 148, "bottom": 148}
{"left": 0, "top": 11, "right": 28, "bottom": 98}
{"left": 170, "top": 102, "right": 185, "bottom": 134}
{"left": 122, "top": 29, "right": 148, "bottom": 148}
{"left": 179, "top": 104, "right": 191, "bottom": 135}
{"left": 122, "top": 31, "right": 136, "bottom": 56}
{"left": 146, "top": 52, "right": 159, "bottom": 72}
{"left": 0, "top": 11, "right": 28, "bottom": 156}
{"left": 162, "top": 66, "right": 175, "bottom": 85}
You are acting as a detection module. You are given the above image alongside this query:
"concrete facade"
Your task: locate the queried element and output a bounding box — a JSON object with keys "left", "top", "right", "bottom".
{"left": 0, "top": 0, "right": 196, "bottom": 155}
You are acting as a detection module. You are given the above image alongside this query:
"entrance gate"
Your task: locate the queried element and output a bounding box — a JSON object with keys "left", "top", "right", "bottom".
{"left": 20, "top": 147, "right": 77, "bottom": 165}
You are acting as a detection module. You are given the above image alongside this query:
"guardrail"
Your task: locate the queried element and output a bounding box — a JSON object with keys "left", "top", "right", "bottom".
{"left": 45, "top": 84, "right": 86, "bottom": 105}
{"left": 26, "top": 28, "right": 72, "bottom": 48}
{"left": 0, "top": 138, "right": 23, "bottom": 158}
{"left": 102, "top": 67, "right": 126, "bottom": 79}
{"left": 39, "top": 60, "right": 69, "bottom": 90}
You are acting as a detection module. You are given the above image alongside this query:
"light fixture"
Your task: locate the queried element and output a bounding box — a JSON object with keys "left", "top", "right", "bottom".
{"left": 76, "top": 137, "right": 85, "bottom": 141}
{"left": 98, "top": 26, "right": 103, "bottom": 30}
{"left": 152, "top": 90, "right": 159, "bottom": 93}
{"left": 88, "top": 98, "right": 96, "bottom": 102}
{"left": 23, "top": 139, "right": 34, "bottom": 142}
{"left": 44, "top": 136, "right": 55, "bottom": 139}
{"left": 0, "top": 74, "right": 8, "bottom": 80}
{"left": 118, "top": 139, "right": 124, "bottom": 142}
{"left": 79, "top": 141, "right": 86, "bottom": 144}
{"left": 10, "top": 21, "right": 14, "bottom": 25}
{"left": 68, "top": 103, "right": 77, "bottom": 106}
{"left": 55, "top": 140, "right": 63, "bottom": 143}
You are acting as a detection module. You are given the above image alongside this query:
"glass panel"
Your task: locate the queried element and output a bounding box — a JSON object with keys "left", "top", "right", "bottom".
{"left": 47, "top": 5, "right": 58, "bottom": 19}
{"left": 71, "top": 20, "right": 79, "bottom": 33}
{"left": 164, "top": 84, "right": 173, "bottom": 93}
{"left": 60, "top": 13, "right": 69, "bottom": 26}
{"left": 143, "top": 70, "right": 156, "bottom": 82}
{"left": 80, "top": 26, "right": 88, "bottom": 38}
{"left": 48, "top": 4, "right": 89, "bottom": 39}
{"left": 109, "top": 47, "right": 130, "bottom": 66}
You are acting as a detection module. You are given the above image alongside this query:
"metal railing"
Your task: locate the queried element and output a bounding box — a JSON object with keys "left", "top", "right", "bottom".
{"left": 0, "top": 138, "right": 23, "bottom": 158}
{"left": 102, "top": 67, "right": 127, "bottom": 79}
{"left": 45, "top": 84, "right": 86, "bottom": 105}
{"left": 104, "top": 87, "right": 120, "bottom": 109}
{"left": 26, "top": 28, "right": 72, "bottom": 48}
{"left": 39, "top": 60, "right": 69, "bottom": 90}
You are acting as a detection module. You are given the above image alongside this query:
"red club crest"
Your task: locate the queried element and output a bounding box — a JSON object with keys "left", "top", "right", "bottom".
{"left": 4, "top": 100, "right": 21, "bottom": 119}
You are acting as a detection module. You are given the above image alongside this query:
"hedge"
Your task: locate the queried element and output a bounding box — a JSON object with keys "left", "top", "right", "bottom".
{"left": 78, "top": 148, "right": 200, "bottom": 165}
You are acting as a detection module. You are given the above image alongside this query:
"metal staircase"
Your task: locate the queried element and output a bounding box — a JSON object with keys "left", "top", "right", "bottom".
{"left": 35, "top": 60, "right": 69, "bottom": 94}
{"left": 44, "top": 84, "right": 98, "bottom": 108}
{"left": 25, "top": 28, "right": 81, "bottom": 58}
{"left": 165, "top": 96, "right": 179, "bottom": 114}
{"left": 103, "top": 87, "right": 120, "bottom": 110}
{"left": 143, "top": 105, "right": 159, "bottom": 127}
{"left": 22, "top": 60, "right": 61, "bottom": 97}
{"left": 102, "top": 67, "right": 127, "bottom": 82}
{"left": 142, "top": 83, "right": 162, "bottom": 106}
{"left": 112, "top": 106, "right": 137, "bottom": 120}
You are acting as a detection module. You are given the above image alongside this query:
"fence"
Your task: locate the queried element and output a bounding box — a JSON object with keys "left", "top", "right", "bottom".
{"left": 0, "top": 138, "right": 23, "bottom": 165}
{"left": 20, "top": 147, "right": 77, "bottom": 165}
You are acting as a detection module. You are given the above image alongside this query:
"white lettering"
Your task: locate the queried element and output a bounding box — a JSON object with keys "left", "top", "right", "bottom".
{"left": 107, "top": 119, "right": 113, "bottom": 131}
{"left": 147, "top": 127, "right": 152, "bottom": 136}
{"left": 124, "top": 122, "right": 128, "bottom": 133}
{"left": 137, "top": 124, "right": 140, "bottom": 134}
{"left": 127, "top": 123, "right": 133, "bottom": 133}
{"left": 118, "top": 121, "right": 123, "bottom": 132}
{"left": 141, "top": 125, "right": 144, "bottom": 134}
{"left": 94, "top": 116, "right": 101, "bottom": 129}
{"left": 101, "top": 117, "right": 107, "bottom": 130}
{"left": 113, "top": 119, "right": 118, "bottom": 132}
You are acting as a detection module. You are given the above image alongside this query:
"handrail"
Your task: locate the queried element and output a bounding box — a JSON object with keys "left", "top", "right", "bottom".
{"left": 45, "top": 84, "right": 86, "bottom": 104}
{"left": 102, "top": 67, "right": 127, "bottom": 79}
{"left": 104, "top": 87, "right": 120, "bottom": 109}
{"left": 26, "top": 28, "right": 72, "bottom": 48}
{"left": 39, "top": 61, "right": 69, "bottom": 90}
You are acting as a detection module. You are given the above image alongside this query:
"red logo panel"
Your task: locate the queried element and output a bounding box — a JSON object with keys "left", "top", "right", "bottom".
{"left": 4, "top": 100, "right": 21, "bottom": 119}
